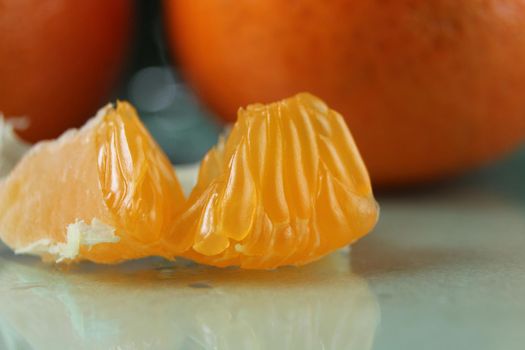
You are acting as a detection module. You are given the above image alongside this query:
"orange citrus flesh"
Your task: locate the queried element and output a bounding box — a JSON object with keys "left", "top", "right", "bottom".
{"left": 171, "top": 93, "right": 379, "bottom": 269}
{"left": 0, "top": 102, "right": 186, "bottom": 263}
{"left": 0, "top": 94, "right": 378, "bottom": 269}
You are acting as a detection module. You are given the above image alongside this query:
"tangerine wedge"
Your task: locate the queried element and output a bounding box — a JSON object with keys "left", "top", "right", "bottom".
{"left": 0, "top": 93, "right": 378, "bottom": 269}
{"left": 172, "top": 93, "right": 379, "bottom": 269}
{"left": 0, "top": 102, "right": 185, "bottom": 263}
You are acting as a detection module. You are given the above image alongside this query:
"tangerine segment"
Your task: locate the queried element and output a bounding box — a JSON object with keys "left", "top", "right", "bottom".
{"left": 173, "top": 93, "right": 379, "bottom": 269}
{"left": 0, "top": 102, "right": 185, "bottom": 263}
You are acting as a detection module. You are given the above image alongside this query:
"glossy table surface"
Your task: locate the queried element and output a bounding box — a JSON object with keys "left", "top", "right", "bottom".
{"left": 1, "top": 149, "right": 524, "bottom": 350}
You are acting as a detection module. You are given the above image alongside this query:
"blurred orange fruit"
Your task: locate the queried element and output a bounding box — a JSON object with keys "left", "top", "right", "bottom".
{"left": 164, "top": 0, "right": 525, "bottom": 186}
{"left": 174, "top": 93, "right": 378, "bottom": 269}
{"left": 0, "top": 102, "right": 186, "bottom": 263}
{"left": 0, "top": 0, "right": 134, "bottom": 142}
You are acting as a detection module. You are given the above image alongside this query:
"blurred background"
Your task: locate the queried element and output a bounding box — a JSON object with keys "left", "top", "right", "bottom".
{"left": 106, "top": 0, "right": 223, "bottom": 165}
{"left": 1, "top": 0, "right": 525, "bottom": 188}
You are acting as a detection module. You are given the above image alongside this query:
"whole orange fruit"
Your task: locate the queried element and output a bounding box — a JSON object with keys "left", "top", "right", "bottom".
{"left": 0, "top": 0, "right": 134, "bottom": 142}
{"left": 164, "top": 0, "right": 525, "bottom": 186}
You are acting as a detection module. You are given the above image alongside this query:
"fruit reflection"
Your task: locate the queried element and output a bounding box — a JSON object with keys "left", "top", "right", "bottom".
{"left": 0, "top": 249, "right": 379, "bottom": 349}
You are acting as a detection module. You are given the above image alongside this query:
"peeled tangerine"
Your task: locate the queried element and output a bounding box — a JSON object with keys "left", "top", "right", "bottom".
{"left": 174, "top": 93, "right": 378, "bottom": 268}
{"left": 0, "top": 93, "right": 378, "bottom": 269}
{"left": 0, "top": 102, "right": 186, "bottom": 263}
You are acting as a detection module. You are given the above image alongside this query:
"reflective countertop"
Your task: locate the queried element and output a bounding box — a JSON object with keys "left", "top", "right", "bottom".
{"left": 1, "top": 149, "right": 524, "bottom": 350}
